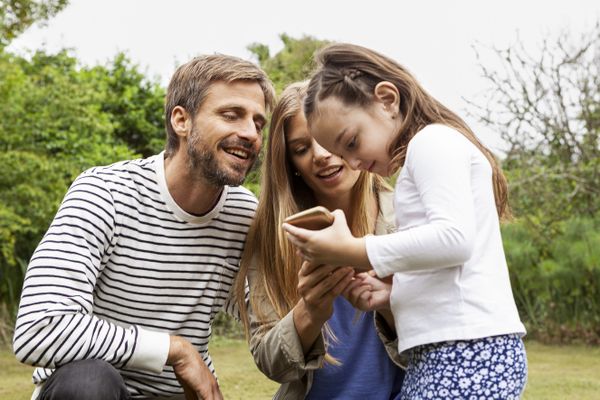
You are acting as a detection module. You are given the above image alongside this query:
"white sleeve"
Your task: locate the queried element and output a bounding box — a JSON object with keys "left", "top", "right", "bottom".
{"left": 366, "top": 127, "right": 477, "bottom": 277}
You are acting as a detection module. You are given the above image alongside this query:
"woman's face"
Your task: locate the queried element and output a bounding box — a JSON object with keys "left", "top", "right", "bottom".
{"left": 286, "top": 110, "right": 361, "bottom": 201}
{"left": 309, "top": 96, "right": 398, "bottom": 177}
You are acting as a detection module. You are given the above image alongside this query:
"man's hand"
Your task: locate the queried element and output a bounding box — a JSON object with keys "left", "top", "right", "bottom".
{"left": 167, "top": 336, "right": 223, "bottom": 400}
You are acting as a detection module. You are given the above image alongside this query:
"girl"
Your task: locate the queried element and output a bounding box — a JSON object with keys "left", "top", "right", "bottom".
{"left": 234, "top": 82, "right": 405, "bottom": 399}
{"left": 283, "top": 44, "right": 528, "bottom": 399}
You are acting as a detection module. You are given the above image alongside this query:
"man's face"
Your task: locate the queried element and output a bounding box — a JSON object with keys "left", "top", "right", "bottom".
{"left": 186, "top": 81, "right": 267, "bottom": 187}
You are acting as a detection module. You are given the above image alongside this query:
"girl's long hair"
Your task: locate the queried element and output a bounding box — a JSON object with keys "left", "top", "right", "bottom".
{"left": 234, "top": 81, "right": 389, "bottom": 364}
{"left": 304, "top": 43, "right": 511, "bottom": 219}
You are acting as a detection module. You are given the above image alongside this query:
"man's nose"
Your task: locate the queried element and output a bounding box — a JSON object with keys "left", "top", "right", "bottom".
{"left": 237, "top": 118, "right": 260, "bottom": 142}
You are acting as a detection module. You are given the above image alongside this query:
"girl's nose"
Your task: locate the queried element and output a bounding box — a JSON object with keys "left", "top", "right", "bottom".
{"left": 312, "top": 140, "right": 332, "bottom": 165}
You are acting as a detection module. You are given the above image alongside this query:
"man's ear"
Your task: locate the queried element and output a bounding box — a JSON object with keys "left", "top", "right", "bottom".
{"left": 170, "top": 106, "right": 192, "bottom": 139}
{"left": 373, "top": 81, "right": 400, "bottom": 116}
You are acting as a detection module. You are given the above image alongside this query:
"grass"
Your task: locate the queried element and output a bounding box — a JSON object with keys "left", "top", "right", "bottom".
{"left": 522, "top": 341, "right": 600, "bottom": 399}
{"left": 1, "top": 340, "right": 599, "bottom": 399}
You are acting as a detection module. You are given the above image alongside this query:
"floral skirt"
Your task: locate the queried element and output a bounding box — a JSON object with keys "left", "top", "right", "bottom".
{"left": 400, "top": 334, "right": 527, "bottom": 399}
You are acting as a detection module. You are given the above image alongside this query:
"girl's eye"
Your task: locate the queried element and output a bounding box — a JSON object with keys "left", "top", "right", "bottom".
{"left": 347, "top": 136, "right": 357, "bottom": 150}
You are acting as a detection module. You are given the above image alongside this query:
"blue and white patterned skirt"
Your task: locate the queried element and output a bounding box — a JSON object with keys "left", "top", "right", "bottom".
{"left": 400, "top": 334, "right": 527, "bottom": 399}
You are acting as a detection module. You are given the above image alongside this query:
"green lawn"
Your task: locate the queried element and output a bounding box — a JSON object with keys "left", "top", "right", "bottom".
{"left": 2, "top": 340, "right": 599, "bottom": 399}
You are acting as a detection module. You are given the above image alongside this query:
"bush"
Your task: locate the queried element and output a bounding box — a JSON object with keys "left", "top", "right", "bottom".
{"left": 0, "top": 48, "right": 164, "bottom": 329}
{"left": 504, "top": 215, "right": 600, "bottom": 344}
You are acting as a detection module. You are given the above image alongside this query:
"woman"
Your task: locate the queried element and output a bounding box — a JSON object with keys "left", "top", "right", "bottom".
{"left": 234, "top": 81, "right": 405, "bottom": 399}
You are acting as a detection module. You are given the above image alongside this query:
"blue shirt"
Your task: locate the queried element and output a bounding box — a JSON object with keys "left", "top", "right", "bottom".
{"left": 306, "top": 297, "right": 404, "bottom": 399}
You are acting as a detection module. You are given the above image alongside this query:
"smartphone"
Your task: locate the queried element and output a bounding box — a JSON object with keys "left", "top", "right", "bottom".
{"left": 284, "top": 206, "right": 334, "bottom": 230}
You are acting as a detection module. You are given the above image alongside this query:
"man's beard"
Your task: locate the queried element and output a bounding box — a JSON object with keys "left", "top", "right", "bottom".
{"left": 186, "top": 127, "right": 257, "bottom": 187}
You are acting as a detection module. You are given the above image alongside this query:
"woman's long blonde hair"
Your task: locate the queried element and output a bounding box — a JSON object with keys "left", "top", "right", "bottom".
{"left": 304, "top": 43, "right": 511, "bottom": 219}
{"left": 234, "top": 81, "right": 389, "bottom": 362}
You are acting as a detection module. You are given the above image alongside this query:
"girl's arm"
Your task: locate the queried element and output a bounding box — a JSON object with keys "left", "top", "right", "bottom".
{"left": 284, "top": 126, "right": 478, "bottom": 278}
{"left": 365, "top": 126, "right": 477, "bottom": 277}
{"left": 283, "top": 209, "right": 372, "bottom": 270}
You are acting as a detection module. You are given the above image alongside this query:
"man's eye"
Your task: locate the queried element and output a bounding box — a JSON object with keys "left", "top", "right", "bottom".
{"left": 223, "top": 113, "right": 237, "bottom": 120}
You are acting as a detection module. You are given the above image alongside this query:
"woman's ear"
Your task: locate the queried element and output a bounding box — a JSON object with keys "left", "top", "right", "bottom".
{"left": 374, "top": 81, "right": 400, "bottom": 117}
{"left": 170, "top": 106, "right": 192, "bottom": 139}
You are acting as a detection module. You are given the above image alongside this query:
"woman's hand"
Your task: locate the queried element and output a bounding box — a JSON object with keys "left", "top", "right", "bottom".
{"left": 292, "top": 261, "right": 354, "bottom": 353}
{"left": 343, "top": 270, "right": 392, "bottom": 312}
{"left": 282, "top": 209, "right": 371, "bottom": 270}
{"left": 298, "top": 261, "right": 354, "bottom": 321}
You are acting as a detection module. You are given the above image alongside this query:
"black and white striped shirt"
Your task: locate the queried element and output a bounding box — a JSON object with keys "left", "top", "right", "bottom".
{"left": 13, "top": 152, "right": 256, "bottom": 398}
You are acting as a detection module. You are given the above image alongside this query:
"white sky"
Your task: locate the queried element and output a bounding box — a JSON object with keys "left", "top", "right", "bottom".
{"left": 8, "top": 0, "right": 600, "bottom": 152}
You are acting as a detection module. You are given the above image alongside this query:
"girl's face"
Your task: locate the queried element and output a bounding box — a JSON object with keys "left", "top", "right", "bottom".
{"left": 286, "top": 110, "right": 361, "bottom": 201}
{"left": 309, "top": 96, "right": 398, "bottom": 177}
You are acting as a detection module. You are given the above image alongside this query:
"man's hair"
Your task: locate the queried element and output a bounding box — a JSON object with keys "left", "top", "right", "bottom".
{"left": 164, "top": 54, "right": 275, "bottom": 157}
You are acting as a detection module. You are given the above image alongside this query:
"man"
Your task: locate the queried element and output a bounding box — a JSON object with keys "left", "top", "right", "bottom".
{"left": 13, "top": 54, "right": 275, "bottom": 400}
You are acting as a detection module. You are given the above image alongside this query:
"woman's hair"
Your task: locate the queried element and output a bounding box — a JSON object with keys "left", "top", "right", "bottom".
{"left": 234, "top": 81, "right": 389, "bottom": 363}
{"left": 304, "top": 43, "right": 511, "bottom": 219}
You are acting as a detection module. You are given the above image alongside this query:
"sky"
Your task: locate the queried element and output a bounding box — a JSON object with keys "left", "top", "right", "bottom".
{"left": 7, "top": 0, "right": 600, "bottom": 152}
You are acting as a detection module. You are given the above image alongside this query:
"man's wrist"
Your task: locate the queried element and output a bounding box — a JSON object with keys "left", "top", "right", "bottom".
{"left": 167, "top": 335, "right": 186, "bottom": 365}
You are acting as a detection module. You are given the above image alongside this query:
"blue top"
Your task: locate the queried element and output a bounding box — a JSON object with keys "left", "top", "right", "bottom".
{"left": 306, "top": 297, "right": 404, "bottom": 400}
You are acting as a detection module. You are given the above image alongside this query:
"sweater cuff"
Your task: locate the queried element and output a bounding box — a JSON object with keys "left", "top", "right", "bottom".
{"left": 280, "top": 311, "right": 325, "bottom": 369}
{"left": 126, "top": 327, "right": 170, "bottom": 373}
{"left": 365, "top": 234, "right": 394, "bottom": 278}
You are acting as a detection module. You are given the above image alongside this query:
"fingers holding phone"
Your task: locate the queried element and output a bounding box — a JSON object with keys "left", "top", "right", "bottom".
{"left": 297, "top": 260, "right": 354, "bottom": 320}
{"left": 283, "top": 208, "right": 359, "bottom": 267}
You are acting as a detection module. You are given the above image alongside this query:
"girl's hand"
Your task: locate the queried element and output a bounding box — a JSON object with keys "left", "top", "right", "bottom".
{"left": 343, "top": 270, "right": 392, "bottom": 312}
{"left": 282, "top": 209, "right": 370, "bottom": 270}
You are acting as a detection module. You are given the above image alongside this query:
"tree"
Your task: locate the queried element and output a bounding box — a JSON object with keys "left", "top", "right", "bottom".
{"left": 0, "top": 49, "right": 164, "bottom": 314}
{"left": 92, "top": 53, "right": 166, "bottom": 157}
{"left": 0, "top": 0, "right": 69, "bottom": 46}
{"left": 248, "top": 33, "right": 329, "bottom": 93}
{"left": 244, "top": 34, "right": 329, "bottom": 194}
{"left": 470, "top": 23, "right": 600, "bottom": 249}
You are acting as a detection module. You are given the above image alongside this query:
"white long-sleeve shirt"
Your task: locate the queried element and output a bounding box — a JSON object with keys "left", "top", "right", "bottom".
{"left": 366, "top": 124, "right": 525, "bottom": 354}
{"left": 13, "top": 152, "right": 255, "bottom": 398}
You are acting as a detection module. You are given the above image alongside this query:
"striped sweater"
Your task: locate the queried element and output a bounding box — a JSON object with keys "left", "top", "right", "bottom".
{"left": 13, "top": 152, "right": 256, "bottom": 398}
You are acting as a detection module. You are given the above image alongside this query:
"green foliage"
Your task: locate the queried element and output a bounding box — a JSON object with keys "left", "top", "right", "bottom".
{"left": 0, "top": 0, "right": 69, "bottom": 47}
{"left": 245, "top": 34, "right": 329, "bottom": 193}
{"left": 473, "top": 25, "right": 600, "bottom": 344}
{"left": 248, "top": 33, "right": 329, "bottom": 93}
{"left": 504, "top": 215, "right": 600, "bottom": 343}
{"left": 0, "top": 48, "right": 165, "bottom": 314}
{"left": 91, "top": 53, "right": 166, "bottom": 157}
{"left": 472, "top": 23, "right": 600, "bottom": 251}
